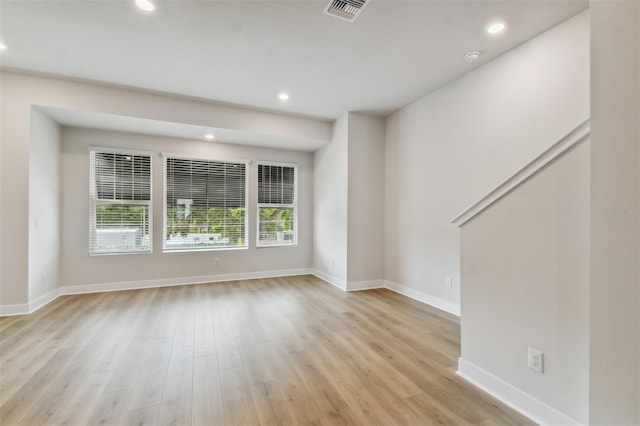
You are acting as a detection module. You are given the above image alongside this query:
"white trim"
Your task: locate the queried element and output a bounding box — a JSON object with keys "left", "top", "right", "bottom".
{"left": 311, "top": 269, "right": 347, "bottom": 291}
{"left": 1, "top": 269, "right": 312, "bottom": 316}
{"left": 311, "top": 275, "right": 462, "bottom": 316}
{"left": 256, "top": 162, "right": 299, "bottom": 248}
{"left": 457, "top": 358, "right": 583, "bottom": 426}
{"left": 59, "top": 268, "right": 312, "bottom": 295}
{"left": 2, "top": 273, "right": 461, "bottom": 320}
{"left": 255, "top": 160, "right": 299, "bottom": 168}
{"left": 162, "top": 156, "right": 249, "bottom": 252}
{"left": 88, "top": 146, "right": 152, "bottom": 156}
{"left": 451, "top": 118, "right": 590, "bottom": 227}
{"left": 384, "top": 280, "right": 461, "bottom": 317}
{"left": 1, "top": 288, "right": 61, "bottom": 317}
{"left": 0, "top": 303, "right": 29, "bottom": 317}
{"left": 160, "top": 152, "right": 250, "bottom": 164}
{"left": 28, "top": 288, "right": 61, "bottom": 313}
{"left": 163, "top": 246, "right": 249, "bottom": 254}
{"left": 347, "top": 280, "right": 386, "bottom": 291}
{"left": 89, "top": 149, "right": 153, "bottom": 255}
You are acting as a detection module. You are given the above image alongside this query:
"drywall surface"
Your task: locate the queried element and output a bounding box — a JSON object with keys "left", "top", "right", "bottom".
{"left": 28, "top": 108, "right": 61, "bottom": 301}
{"left": 60, "top": 127, "right": 313, "bottom": 287}
{"left": 589, "top": 1, "right": 640, "bottom": 424}
{"left": 313, "top": 114, "right": 349, "bottom": 287}
{"left": 0, "top": 71, "right": 331, "bottom": 305}
{"left": 460, "top": 140, "right": 590, "bottom": 424}
{"left": 384, "top": 11, "right": 589, "bottom": 310}
{"left": 0, "top": 75, "right": 31, "bottom": 306}
{"left": 347, "top": 112, "right": 385, "bottom": 285}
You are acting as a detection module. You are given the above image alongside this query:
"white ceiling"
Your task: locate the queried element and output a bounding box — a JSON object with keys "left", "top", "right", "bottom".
{"left": 1, "top": 0, "right": 587, "bottom": 120}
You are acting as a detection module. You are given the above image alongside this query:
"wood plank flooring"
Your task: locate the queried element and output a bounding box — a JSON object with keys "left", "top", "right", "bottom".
{"left": 0, "top": 275, "right": 533, "bottom": 426}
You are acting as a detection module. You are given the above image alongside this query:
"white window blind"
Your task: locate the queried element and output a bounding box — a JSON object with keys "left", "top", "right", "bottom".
{"left": 257, "top": 163, "right": 297, "bottom": 247}
{"left": 164, "top": 157, "right": 247, "bottom": 251}
{"left": 89, "top": 150, "right": 152, "bottom": 255}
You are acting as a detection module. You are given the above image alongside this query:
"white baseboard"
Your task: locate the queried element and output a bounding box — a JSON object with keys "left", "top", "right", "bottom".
{"left": 384, "top": 280, "right": 461, "bottom": 317}
{"left": 0, "top": 288, "right": 62, "bottom": 317}
{"left": 60, "top": 268, "right": 313, "bottom": 295}
{"left": 311, "top": 269, "right": 347, "bottom": 291}
{"left": 0, "top": 268, "right": 312, "bottom": 316}
{"left": 0, "top": 303, "right": 29, "bottom": 316}
{"left": 309, "top": 271, "right": 385, "bottom": 292}
{"left": 347, "top": 280, "right": 386, "bottom": 291}
{"left": 2, "top": 272, "right": 461, "bottom": 321}
{"left": 29, "top": 288, "right": 61, "bottom": 312}
{"left": 457, "top": 358, "right": 582, "bottom": 426}
{"left": 308, "top": 275, "right": 460, "bottom": 318}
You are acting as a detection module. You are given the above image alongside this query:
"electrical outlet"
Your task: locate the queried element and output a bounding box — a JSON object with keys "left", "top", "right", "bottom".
{"left": 332, "top": 259, "right": 335, "bottom": 268}
{"left": 528, "top": 348, "right": 544, "bottom": 373}
{"left": 445, "top": 277, "right": 453, "bottom": 288}
{"left": 214, "top": 258, "right": 220, "bottom": 266}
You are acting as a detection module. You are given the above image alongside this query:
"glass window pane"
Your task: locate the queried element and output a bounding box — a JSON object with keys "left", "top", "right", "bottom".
{"left": 164, "top": 158, "right": 247, "bottom": 251}
{"left": 89, "top": 150, "right": 152, "bottom": 255}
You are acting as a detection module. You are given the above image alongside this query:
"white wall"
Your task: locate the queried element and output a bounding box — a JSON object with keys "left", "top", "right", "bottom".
{"left": 0, "top": 75, "right": 31, "bottom": 306}
{"left": 460, "top": 141, "right": 591, "bottom": 424}
{"left": 347, "top": 112, "right": 385, "bottom": 286}
{"left": 589, "top": 1, "right": 639, "bottom": 424}
{"left": 457, "top": 5, "right": 639, "bottom": 424}
{"left": 384, "top": 11, "right": 589, "bottom": 310}
{"left": 28, "top": 108, "right": 61, "bottom": 301}
{"left": 313, "top": 114, "right": 349, "bottom": 287}
{"left": 0, "top": 71, "right": 331, "bottom": 306}
{"left": 60, "top": 127, "right": 313, "bottom": 288}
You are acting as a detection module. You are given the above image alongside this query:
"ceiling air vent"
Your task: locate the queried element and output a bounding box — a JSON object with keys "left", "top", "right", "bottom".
{"left": 324, "top": 0, "right": 368, "bottom": 22}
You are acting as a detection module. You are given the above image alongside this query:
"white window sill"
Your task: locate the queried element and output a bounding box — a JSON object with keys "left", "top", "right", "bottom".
{"left": 162, "top": 246, "right": 248, "bottom": 254}
{"left": 90, "top": 249, "right": 152, "bottom": 256}
{"left": 256, "top": 243, "right": 299, "bottom": 249}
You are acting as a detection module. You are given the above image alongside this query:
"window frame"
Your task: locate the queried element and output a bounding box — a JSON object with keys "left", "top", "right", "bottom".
{"left": 255, "top": 161, "right": 298, "bottom": 248}
{"left": 88, "top": 146, "right": 153, "bottom": 256}
{"left": 162, "top": 153, "right": 249, "bottom": 253}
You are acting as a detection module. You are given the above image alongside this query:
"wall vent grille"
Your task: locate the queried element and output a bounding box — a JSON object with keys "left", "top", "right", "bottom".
{"left": 324, "top": 0, "right": 368, "bottom": 22}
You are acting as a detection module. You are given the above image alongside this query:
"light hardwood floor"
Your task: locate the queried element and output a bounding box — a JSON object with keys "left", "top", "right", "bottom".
{"left": 0, "top": 275, "right": 532, "bottom": 426}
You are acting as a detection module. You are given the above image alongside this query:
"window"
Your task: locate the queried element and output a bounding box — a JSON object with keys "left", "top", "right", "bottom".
{"left": 257, "top": 162, "right": 297, "bottom": 247}
{"left": 164, "top": 156, "right": 247, "bottom": 251}
{"left": 89, "top": 149, "right": 152, "bottom": 255}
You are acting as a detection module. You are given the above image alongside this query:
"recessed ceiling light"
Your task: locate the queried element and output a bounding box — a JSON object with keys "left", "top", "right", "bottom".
{"left": 205, "top": 133, "right": 215, "bottom": 140}
{"left": 135, "top": 0, "right": 155, "bottom": 12}
{"left": 487, "top": 22, "right": 506, "bottom": 34}
{"left": 0, "top": 42, "right": 7, "bottom": 51}
{"left": 278, "top": 93, "right": 289, "bottom": 101}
